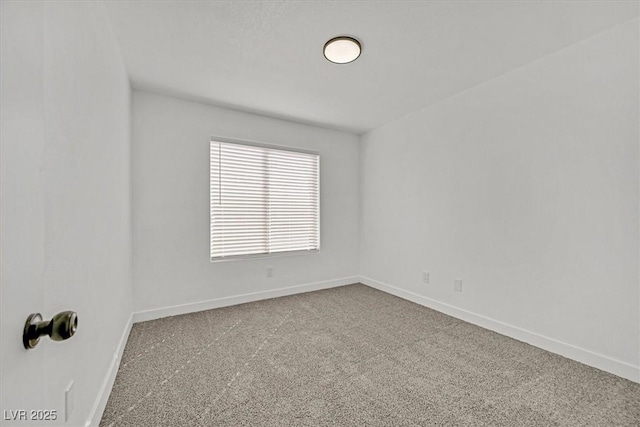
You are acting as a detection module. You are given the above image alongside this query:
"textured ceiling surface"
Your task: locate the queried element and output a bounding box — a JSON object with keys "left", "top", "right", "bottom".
{"left": 104, "top": 1, "right": 639, "bottom": 134}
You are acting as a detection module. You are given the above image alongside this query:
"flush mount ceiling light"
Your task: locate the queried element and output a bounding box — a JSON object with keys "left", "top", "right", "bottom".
{"left": 323, "top": 36, "right": 361, "bottom": 64}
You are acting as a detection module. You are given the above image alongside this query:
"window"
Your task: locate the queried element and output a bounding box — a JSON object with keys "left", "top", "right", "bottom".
{"left": 210, "top": 139, "right": 320, "bottom": 260}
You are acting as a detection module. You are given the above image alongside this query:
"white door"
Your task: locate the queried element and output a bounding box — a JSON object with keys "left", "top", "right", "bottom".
{"left": 1, "top": 1, "right": 49, "bottom": 424}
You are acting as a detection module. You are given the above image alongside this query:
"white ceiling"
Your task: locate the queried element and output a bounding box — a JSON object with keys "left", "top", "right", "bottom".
{"left": 104, "top": 1, "right": 639, "bottom": 134}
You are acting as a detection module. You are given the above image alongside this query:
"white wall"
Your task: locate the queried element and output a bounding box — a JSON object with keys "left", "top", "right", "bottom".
{"left": 360, "top": 19, "right": 639, "bottom": 381}
{"left": 132, "top": 91, "right": 359, "bottom": 316}
{"left": 1, "top": 2, "right": 132, "bottom": 425}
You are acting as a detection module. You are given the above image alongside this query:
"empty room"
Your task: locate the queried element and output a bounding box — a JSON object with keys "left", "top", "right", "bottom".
{"left": 1, "top": 1, "right": 639, "bottom": 426}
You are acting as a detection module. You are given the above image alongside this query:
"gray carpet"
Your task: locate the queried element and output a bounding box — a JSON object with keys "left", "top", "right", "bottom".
{"left": 101, "top": 284, "right": 640, "bottom": 426}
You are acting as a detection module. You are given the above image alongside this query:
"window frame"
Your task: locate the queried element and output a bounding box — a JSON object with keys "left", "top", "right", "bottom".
{"left": 209, "top": 136, "right": 320, "bottom": 262}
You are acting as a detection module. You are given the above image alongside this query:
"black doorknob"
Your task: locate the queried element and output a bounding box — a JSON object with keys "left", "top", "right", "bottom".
{"left": 23, "top": 311, "right": 78, "bottom": 349}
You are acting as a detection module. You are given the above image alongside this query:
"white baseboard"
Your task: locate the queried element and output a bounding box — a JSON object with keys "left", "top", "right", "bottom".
{"left": 133, "top": 276, "right": 359, "bottom": 323}
{"left": 359, "top": 276, "right": 640, "bottom": 383}
{"left": 85, "top": 313, "right": 133, "bottom": 427}
{"left": 84, "top": 277, "right": 357, "bottom": 426}
{"left": 84, "top": 274, "right": 638, "bottom": 427}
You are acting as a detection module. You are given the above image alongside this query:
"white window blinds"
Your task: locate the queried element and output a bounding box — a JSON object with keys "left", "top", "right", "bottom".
{"left": 210, "top": 140, "right": 320, "bottom": 260}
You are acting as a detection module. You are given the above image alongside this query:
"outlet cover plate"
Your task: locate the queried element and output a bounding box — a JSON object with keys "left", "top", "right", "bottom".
{"left": 65, "top": 381, "right": 74, "bottom": 422}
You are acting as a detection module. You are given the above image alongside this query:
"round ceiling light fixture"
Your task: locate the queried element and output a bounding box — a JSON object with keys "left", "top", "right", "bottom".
{"left": 323, "top": 36, "right": 361, "bottom": 64}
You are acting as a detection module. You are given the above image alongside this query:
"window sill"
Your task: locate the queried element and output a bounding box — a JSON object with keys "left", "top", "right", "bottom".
{"left": 210, "top": 249, "right": 320, "bottom": 263}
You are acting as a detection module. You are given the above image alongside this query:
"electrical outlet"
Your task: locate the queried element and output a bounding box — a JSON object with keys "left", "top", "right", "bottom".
{"left": 65, "top": 381, "right": 74, "bottom": 422}
{"left": 267, "top": 266, "right": 273, "bottom": 277}
{"left": 422, "top": 271, "right": 429, "bottom": 284}
{"left": 454, "top": 279, "right": 462, "bottom": 292}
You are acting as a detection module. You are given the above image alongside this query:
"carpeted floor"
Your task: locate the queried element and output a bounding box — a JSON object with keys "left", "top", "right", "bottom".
{"left": 101, "top": 284, "right": 640, "bottom": 426}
